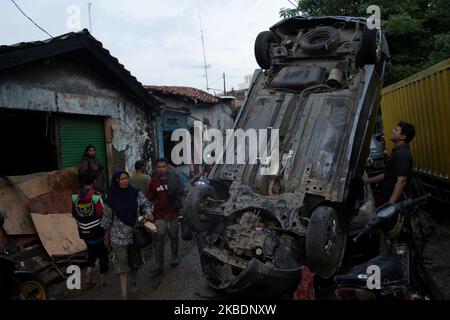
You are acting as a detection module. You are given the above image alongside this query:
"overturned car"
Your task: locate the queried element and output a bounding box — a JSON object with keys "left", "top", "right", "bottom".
{"left": 184, "top": 16, "right": 390, "bottom": 295}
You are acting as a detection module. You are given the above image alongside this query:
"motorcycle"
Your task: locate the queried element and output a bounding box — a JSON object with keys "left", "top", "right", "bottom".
{"left": 335, "top": 194, "right": 433, "bottom": 300}
{"left": 0, "top": 212, "right": 48, "bottom": 300}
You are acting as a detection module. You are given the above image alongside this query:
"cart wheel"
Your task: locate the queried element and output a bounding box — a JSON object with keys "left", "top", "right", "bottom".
{"left": 20, "top": 279, "right": 48, "bottom": 300}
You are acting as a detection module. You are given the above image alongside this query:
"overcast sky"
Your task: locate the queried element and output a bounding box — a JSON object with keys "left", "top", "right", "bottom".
{"left": 0, "top": 0, "right": 294, "bottom": 93}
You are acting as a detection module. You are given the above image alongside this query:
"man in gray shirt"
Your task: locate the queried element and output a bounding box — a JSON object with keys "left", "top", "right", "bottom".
{"left": 130, "top": 160, "right": 151, "bottom": 194}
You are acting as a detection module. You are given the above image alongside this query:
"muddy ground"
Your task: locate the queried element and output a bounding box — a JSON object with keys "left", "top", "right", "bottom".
{"left": 421, "top": 214, "right": 450, "bottom": 299}
{"left": 46, "top": 205, "right": 450, "bottom": 300}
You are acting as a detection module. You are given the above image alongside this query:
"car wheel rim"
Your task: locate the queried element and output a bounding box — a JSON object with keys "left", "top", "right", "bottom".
{"left": 266, "top": 41, "right": 276, "bottom": 62}
{"left": 324, "top": 218, "right": 337, "bottom": 256}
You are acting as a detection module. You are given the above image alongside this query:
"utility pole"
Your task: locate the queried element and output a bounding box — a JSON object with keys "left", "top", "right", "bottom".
{"left": 88, "top": 2, "right": 92, "bottom": 33}
{"left": 223, "top": 73, "right": 227, "bottom": 95}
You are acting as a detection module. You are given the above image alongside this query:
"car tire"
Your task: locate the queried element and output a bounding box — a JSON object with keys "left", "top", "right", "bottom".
{"left": 306, "top": 206, "right": 346, "bottom": 279}
{"left": 254, "top": 31, "right": 278, "bottom": 70}
{"left": 300, "top": 26, "right": 340, "bottom": 54}
{"left": 357, "top": 28, "right": 382, "bottom": 67}
{"left": 184, "top": 184, "right": 217, "bottom": 232}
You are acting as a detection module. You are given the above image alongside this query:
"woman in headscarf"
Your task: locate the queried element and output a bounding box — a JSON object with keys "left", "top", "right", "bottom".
{"left": 79, "top": 145, "right": 105, "bottom": 194}
{"left": 101, "top": 169, "right": 153, "bottom": 300}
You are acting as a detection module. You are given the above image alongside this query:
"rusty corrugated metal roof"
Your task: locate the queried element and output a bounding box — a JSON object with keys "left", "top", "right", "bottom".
{"left": 145, "top": 85, "right": 219, "bottom": 104}
{"left": 0, "top": 29, "right": 160, "bottom": 109}
{"left": 0, "top": 31, "right": 82, "bottom": 53}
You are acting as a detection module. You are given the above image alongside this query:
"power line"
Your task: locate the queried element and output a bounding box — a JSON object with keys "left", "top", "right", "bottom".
{"left": 10, "top": 0, "right": 53, "bottom": 38}
{"left": 210, "top": 75, "right": 223, "bottom": 85}
{"left": 287, "top": 0, "right": 298, "bottom": 8}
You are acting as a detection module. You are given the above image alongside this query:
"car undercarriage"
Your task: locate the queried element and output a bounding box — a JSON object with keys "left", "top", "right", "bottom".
{"left": 184, "top": 15, "right": 390, "bottom": 295}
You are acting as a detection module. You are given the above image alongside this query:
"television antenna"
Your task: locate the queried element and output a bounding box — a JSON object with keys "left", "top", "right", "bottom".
{"left": 195, "top": 0, "right": 210, "bottom": 92}
{"left": 88, "top": 2, "right": 93, "bottom": 32}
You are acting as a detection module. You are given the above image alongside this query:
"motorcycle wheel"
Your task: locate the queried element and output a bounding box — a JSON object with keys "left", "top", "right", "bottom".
{"left": 19, "top": 279, "right": 48, "bottom": 300}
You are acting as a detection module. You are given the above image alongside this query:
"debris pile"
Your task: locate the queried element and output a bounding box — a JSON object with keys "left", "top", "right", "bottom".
{"left": 0, "top": 166, "right": 87, "bottom": 284}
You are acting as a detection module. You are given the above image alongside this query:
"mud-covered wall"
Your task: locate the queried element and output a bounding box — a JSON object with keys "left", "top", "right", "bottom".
{"left": 109, "top": 99, "right": 153, "bottom": 171}
{"left": 154, "top": 93, "right": 233, "bottom": 133}
{"left": 189, "top": 103, "right": 233, "bottom": 134}
{"left": 0, "top": 57, "right": 155, "bottom": 174}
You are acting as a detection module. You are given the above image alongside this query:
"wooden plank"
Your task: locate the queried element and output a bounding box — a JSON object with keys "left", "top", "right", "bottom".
{"left": 0, "top": 166, "right": 80, "bottom": 235}
{"left": 28, "top": 190, "right": 73, "bottom": 214}
{"left": 11, "top": 174, "right": 51, "bottom": 199}
{"left": 9, "top": 166, "right": 80, "bottom": 199}
{"left": 0, "top": 179, "right": 36, "bottom": 235}
{"left": 31, "top": 213, "right": 86, "bottom": 257}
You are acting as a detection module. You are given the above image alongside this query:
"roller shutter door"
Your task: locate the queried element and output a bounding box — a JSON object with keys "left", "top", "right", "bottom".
{"left": 58, "top": 115, "right": 107, "bottom": 173}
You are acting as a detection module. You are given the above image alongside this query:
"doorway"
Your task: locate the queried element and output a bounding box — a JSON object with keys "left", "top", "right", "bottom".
{"left": 0, "top": 109, "right": 58, "bottom": 176}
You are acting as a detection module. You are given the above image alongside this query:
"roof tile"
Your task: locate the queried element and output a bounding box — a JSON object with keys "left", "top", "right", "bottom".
{"left": 145, "top": 85, "right": 219, "bottom": 104}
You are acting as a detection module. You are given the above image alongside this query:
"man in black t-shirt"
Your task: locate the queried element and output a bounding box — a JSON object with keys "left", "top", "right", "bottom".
{"left": 364, "top": 121, "right": 416, "bottom": 204}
